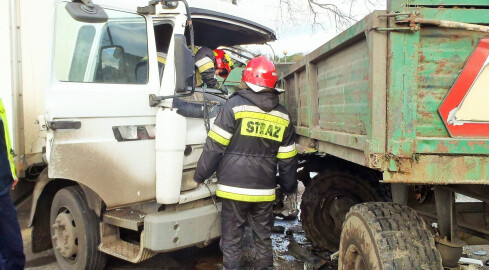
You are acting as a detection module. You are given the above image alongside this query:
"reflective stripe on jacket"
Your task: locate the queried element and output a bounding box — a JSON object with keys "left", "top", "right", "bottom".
{"left": 194, "top": 47, "right": 218, "bottom": 88}
{"left": 0, "top": 99, "right": 17, "bottom": 181}
{"left": 194, "top": 88, "right": 298, "bottom": 202}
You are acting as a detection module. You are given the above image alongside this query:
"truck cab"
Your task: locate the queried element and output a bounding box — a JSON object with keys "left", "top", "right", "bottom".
{"left": 19, "top": 0, "right": 275, "bottom": 268}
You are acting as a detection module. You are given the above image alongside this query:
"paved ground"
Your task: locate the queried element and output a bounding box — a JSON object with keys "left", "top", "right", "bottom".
{"left": 19, "top": 183, "right": 337, "bottom": 270}
{"left": 18, "top": 189, "right": 489, "bottom": 270}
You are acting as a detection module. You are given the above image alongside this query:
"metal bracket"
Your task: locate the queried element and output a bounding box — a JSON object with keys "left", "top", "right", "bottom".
{"left": 73, "top": 0, "right": 96, "bottom": 13}
{"left": 434, "top": 186, "right": 456, "bottom": 241}
{"left": 137, "top": 1, "right": 159, "bottom": 15}
{"left": 48, "top": 121, "right": 81, "bottom": 130}
{"left": 376, "top": 11, "right": 420, "bottom": 31}
{"left": 484, "top": 202, "right": 489, "bottom": 231}
{"left": 137, "top": 0, "right": 179, "bottom": 15}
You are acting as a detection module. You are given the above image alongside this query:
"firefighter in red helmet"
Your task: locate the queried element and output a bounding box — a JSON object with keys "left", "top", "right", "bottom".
{"left": 194, "top": 47, "right": 234, "bottom": 89}
{"left": 194, "top": 56, "right": 298, "bottom": 269}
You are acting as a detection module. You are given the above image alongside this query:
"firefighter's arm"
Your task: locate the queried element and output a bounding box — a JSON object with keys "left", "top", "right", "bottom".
{"left": 194, "top": 101, "right": 235, "bottom": 183}
{"left": 277, "top": 121, "right": 298, "bottom": 195}
{"left": 200, "top": 70, "right": 218, "bottom": 88}
{"left": 195, "top": 50, "right": 218, "bottom": 88}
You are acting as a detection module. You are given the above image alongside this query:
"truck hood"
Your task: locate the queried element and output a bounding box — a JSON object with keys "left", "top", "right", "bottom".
{"left": 188, "top": 7, "right": 276, "bottom": 48}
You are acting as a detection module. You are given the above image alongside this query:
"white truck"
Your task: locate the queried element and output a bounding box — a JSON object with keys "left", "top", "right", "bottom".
{"left": 0, "top": 0, "right": 275, "bottom": 269}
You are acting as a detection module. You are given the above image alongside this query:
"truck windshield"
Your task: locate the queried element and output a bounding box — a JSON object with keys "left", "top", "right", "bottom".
{"left": 54, "top": 4, "right": 148, "bottom": 84}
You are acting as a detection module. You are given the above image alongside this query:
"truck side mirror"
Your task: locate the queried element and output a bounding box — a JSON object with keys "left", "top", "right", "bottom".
{"left": 65, "top": 2, "right": 108, "bottom": 23}
{"left": 174, "top": 34, "right": 194, "bottom": 93}
{"left": 99, "top": 46, "right": 125, "bottom": 82}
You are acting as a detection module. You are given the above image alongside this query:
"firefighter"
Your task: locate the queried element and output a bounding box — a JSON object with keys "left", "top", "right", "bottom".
{"left": 195, "top": 47, "right": 234, "bottom": 90}
{"left": 0, "top": 98, "right": 25, "bottom": 270}
{"left": 194, "top": 56, "right": 298, "bottom": 270}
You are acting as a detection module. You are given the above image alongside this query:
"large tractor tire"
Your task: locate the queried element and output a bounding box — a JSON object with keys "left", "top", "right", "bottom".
{"left": 339, "top": 202, "right": 442, "bottom": 270}
{"left": 300, "top": 169, "right": 390, "bottom": 251}
{"left": 50, "top": 186, "right": 107, "bottom": 270}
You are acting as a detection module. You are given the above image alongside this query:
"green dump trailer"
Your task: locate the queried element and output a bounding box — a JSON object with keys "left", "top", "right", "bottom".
{"left": 280, "top": 1, "right": 489, "bottom": 269}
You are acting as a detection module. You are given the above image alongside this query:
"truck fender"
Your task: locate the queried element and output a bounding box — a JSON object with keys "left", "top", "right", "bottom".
{"left": 29, "top": 169, "right": 104, "bottom": 253}
{"left": 28, "top": 168, "right": 51, "bottom": 227}
{"left": 29, "top": 170, "right": 104, "bottom": 226}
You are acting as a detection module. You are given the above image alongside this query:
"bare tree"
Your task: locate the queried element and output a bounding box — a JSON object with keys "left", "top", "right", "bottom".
{"left": 226, "top": 0, "right": 380, "bottom": 31}
{"left": 280, "top": 0, "right": 380, "bottom": 31}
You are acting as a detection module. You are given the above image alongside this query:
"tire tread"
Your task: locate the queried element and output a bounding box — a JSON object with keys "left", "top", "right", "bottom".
{"left": 346, "top": 202, "right": 442, "bottom": 270}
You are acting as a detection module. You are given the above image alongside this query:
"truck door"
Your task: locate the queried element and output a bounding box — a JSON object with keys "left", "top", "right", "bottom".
{"left": 46, "top": 3, "right": 161, "bottom": 208}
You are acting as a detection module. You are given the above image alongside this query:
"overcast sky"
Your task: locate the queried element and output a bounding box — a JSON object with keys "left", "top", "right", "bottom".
{"left": 224, "top": 0, "right": 386, "bottom": 57}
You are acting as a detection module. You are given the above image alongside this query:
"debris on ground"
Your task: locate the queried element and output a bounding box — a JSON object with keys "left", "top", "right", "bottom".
{"left": 329, "top": 251, "right": 339, "bottom": 261}
{"left": 460, "top": 265, "right": 480, "bottom": 270}
{"left": 459, "top": 257, "right": 484, "bottom": 266}
{"left": 287, "top": 240, "right": 326, "bottom": 269}
{"left": 272, "top": 225, "right": 285, "bottom": 233}
{"left": 474, "top": 250, "right": 488, "bottom": 256}
{"left": 275, "top": 209, "right": 300, "bottom": 220}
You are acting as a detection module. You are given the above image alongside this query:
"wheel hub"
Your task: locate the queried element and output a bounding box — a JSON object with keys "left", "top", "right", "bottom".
{"left": 52, "top": 211, "right": 78, "bottom": 259}
{"left": 322, "top": 196, "right": 357, "bottom": 232}
{"left": 344, "top": 245, "right": 367, "bottom": 270}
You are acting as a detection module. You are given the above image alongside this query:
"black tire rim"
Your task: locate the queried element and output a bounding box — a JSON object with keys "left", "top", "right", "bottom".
{"left": 314, "top": 190, "right": 361, "bottom": 245}
{"left": 320, "top": 192, "right": 359, "bottom": 233}
{"left": 302, "top": 171, "right": 388, "bottom": 251}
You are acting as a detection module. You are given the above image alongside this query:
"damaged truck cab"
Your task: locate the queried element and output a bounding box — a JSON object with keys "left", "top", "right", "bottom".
{"left": 3, "top": 0, "right": 275, "bottom": 268}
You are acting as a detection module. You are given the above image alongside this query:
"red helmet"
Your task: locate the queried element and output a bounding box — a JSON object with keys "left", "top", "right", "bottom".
{"left": 242, "top": 56, "right": 278, "bottom": 91}
{"left": 213, "top": 49, "right": 234, "bottom": 78}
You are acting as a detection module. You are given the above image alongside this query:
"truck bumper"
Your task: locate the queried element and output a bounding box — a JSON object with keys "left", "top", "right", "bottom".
{"left": 143, "top": 203, "right": 221, "bottom": 252}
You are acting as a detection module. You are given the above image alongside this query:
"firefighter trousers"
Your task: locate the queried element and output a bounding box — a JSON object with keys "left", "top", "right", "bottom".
{"left": 0, "top": 192, "right": 25, "bottom": 270}
{"left": 220, "top": 198, "right": 274, "bottom": 270}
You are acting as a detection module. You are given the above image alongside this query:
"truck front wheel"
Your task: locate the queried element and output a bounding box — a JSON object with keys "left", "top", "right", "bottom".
{"left": 50, "top": 186, "right": 107, "bottom": 270}
{"left": 300, "top": 169, "right": 390, "bottom": 251}
{"left": 339, "top": 202, "right": 442, "bottom": 270}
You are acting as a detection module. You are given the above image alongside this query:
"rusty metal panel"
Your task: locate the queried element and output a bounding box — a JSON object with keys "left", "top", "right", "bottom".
{"left": 316, "top": 39, "right": 369, "bottom": 135}
{"left": 283, "top": 75, "right": 298, "bottom": 126}
{"left": 367, "top": 14, "right": 388, "bottom": 155}
{"left": 383, "top": 154, "right": 489, "bottom": 184}
{"left": 297, "top": 69, "right": 309, "bottom": 127}
{"left": 389, "top": 1, "right": 489, "bottom": 12}
{"left": 416, "top": 27, "right": 487, "bottom": 138}
{"left": 279, "top": 4, "right": 489, "bottom": 183}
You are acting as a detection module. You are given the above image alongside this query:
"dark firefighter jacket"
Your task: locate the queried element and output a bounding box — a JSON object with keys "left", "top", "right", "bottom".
{"left": 194, "top": 47, "right": 219, "bottom": 88}
{"left": 194, "top": 83, "right": 298, "bottom": 202}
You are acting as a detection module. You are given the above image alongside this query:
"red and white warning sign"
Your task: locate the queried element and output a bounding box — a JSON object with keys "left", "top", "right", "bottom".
{"left": 439, "top": 38, "right": 489, "bottom": 137}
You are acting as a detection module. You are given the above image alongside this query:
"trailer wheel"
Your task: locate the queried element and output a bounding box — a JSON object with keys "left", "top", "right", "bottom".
{"left": 50, "top": 186, "right": 107, "bottom": 270}
{"left": 339, "top": 202, "right": 442, "bottom": 270}
{"left": 300, "top": 170, "right": 390, "bottom": 251}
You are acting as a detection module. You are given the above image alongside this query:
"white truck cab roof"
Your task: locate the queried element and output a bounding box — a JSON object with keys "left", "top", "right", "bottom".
{"left": 89, "top": 0, "right": 276, "bottom": 47}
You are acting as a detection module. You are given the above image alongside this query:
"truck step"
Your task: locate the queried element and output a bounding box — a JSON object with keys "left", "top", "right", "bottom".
{"left": 98, "top": 223, "right": 156, "bottom": 263}
{"left": 103, "top": 208, "right": 146, "bottom": 231}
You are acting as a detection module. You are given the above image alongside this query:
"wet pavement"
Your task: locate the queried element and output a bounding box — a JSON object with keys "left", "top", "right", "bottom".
{"left": 18, "top": 182, "right": 337, "bottom": 270}
{"left": 18, "top": 190, "right": 489, "bottom": 269}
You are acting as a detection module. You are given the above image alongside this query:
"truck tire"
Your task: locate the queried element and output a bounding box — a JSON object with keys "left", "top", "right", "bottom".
{"left": 300, "top": 169, "right": 390, "bottom": 251}
{"left": 339, "top": 202, "right": 442, "bottom": 270}
{"left": 50, "top": 186, "right": 107, "bottom": 270}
